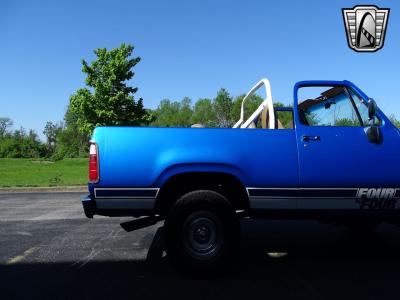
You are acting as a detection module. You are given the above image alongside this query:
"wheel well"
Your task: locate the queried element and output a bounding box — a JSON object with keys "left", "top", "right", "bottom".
{"left": 155, "top": 172, "right": 249, "bottom": 215}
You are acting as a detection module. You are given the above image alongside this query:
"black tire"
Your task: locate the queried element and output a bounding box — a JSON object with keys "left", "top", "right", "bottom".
{"left": 165, "top": 190, "right": 239, "bottom": 275}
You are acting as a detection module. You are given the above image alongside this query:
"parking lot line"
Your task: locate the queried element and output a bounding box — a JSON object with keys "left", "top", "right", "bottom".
{"left": 6, "top": 246, "right": 38, "bottom": 265}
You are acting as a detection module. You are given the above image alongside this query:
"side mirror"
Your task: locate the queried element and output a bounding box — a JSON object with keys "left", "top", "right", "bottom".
{"left": 368, "top": 99, "right": 377, "bottom": 120}
{"left": 365, "top": 125, "right": 381, "bottom": 144}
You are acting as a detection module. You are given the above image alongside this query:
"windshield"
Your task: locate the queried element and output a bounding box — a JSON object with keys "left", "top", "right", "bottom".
{"left": 298, "top": 86, "right": 363, "bottom": 126}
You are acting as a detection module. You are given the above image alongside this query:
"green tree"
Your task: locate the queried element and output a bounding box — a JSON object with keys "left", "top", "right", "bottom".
{"left": 151, "top": 99, "right": 180, "bottom": 127}
{"left": 230, "top": 94, "right": 263, "bottom": 125}
{"left": 69, "top": 43, "right": 148, "bottom": 136}
{"left": 213, "top": 88, "right": 233, "bottom": 128}
{"left": 177, "top": 97, "right": 193, "bottom": 126}
{"left": 0, "top": 117, "right": 13, "bottom": 137}
{"left": 0, "top": 127, "right": 44, "bottom": 158}
{"left": 191, "top": 98, "right": 215, "bottom": 126}
{"left": 151, "top": 98, "right": 193, "bottom": 127}
{"left": 53, "top": 106, "right": 89, "bottom": 159}
{"left": 274, "top": 102, "right": 294, "bottom": 129}
{"left": 389, "top": 115, "right": 400, "bottom": 128}
{"left": 334, "top": 118, "right": 360, "bottom": 126}
{"left": 43, "top": 121, "right": 62, "bottom": 156}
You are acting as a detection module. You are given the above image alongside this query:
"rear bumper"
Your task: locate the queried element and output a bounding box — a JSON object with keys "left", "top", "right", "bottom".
{"left": 80, "top": 194, "right": 156, "bottom": 218}
{"left": 81, "top": 195, "right": 96, "bottom": 218}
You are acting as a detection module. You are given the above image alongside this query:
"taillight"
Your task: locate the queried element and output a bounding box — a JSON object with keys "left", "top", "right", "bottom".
{"left": 89, "top": 142, "right": 99, "bottom": 183}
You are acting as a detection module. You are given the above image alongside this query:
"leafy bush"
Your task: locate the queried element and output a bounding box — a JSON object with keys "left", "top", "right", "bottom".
{"left": 0, "top": 128, "right": 45, "bottom": 158}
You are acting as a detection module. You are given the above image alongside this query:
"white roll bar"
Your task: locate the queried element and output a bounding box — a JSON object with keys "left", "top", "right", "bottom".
{"left": 232, "top": 78, "right": 275, "bottom": 129}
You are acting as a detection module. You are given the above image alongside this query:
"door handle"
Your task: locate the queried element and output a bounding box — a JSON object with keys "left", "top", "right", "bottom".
{"left": 302, "top": 135, "right": 320, "bottom": 141}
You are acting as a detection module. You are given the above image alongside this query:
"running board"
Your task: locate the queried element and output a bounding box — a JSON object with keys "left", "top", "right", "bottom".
{"left": 120, "top": 216, "right": 163, "bottom": 232}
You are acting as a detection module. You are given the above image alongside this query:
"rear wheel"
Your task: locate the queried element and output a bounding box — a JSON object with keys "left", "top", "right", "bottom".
{"left": 165, "top": 190, "right": 239, "bottom": 275}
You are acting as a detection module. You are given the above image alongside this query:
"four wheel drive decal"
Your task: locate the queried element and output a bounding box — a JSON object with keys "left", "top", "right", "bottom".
{"left": 246, "top": 188, "right": 400, "bottom": 210}
{"left": 356, "top": 188, "right": 399, "bottom": 210}
{"left": 356, "top": 188, "right": 397, "bottom": 199}
{"left": 357, "top": 197, "right": 398, "bottom": 210}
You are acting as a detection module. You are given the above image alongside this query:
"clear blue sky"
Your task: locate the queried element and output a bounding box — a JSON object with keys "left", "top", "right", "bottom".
{"left": 1, "top": 0, "right": 399, "bottom": 139}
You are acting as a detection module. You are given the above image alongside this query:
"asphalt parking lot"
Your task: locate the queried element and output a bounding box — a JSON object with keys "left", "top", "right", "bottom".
{"left": 1, "top": 192, "right": 400, "bottom": 299}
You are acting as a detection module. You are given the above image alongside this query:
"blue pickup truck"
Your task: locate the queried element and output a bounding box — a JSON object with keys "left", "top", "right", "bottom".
{"left": 81, "top": 79, "right": 400, "bottom": 273}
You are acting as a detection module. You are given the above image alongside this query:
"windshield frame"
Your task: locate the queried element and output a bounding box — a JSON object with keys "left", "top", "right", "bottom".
{"left": 293, "top": 80, "right": 387, "bottom": 129}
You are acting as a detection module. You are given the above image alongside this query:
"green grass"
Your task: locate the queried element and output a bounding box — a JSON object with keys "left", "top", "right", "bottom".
{"left": 0, "top": 158, "right": 87, "bottom": 187}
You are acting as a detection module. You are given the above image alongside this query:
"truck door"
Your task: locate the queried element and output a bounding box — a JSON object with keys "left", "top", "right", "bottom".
{"left": 294, "top": 81, "right": 400, "bottom": 210}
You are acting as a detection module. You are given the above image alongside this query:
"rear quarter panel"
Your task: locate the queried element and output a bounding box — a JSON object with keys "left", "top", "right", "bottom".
{"left": 90, "top": 127, "right": 299, "bottom": 191}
